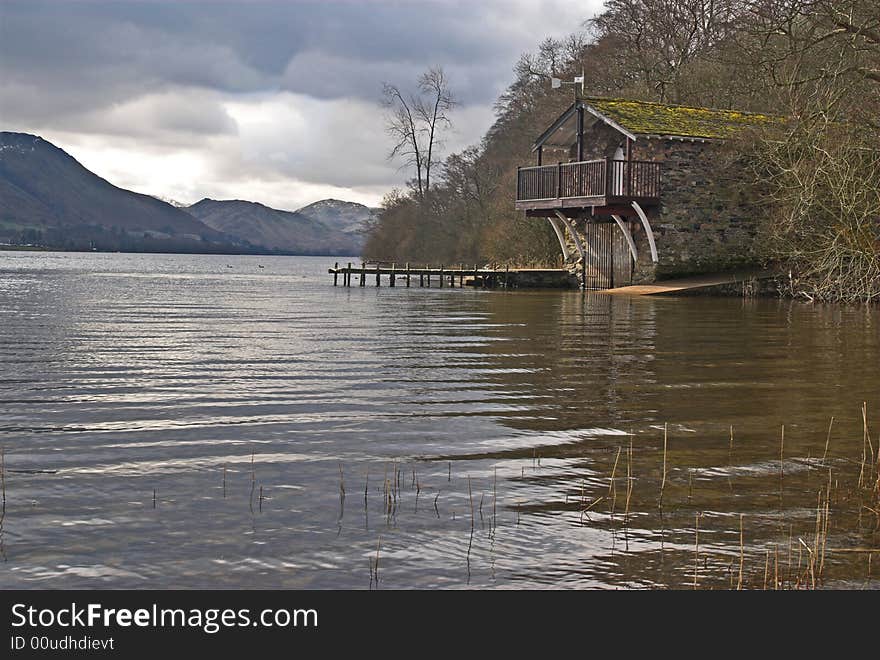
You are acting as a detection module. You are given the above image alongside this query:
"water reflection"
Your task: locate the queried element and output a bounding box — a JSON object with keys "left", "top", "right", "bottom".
{"left": 0, "top": 251, "right": 877, "bottom": 589}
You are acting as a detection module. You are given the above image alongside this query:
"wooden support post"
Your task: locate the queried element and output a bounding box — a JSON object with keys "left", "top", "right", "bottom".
{"left": 605, "top": 156, "right": 614, "bottom": 197}
{"left": 625, "top": 138, "right": 633, "bottom": 197}
{"left": 333, "top": 262, "right": 338, "bottom": 286}
{"left": 390, "top": 263, "right": 396, "bottom": 287}
{"left": 426, "top": 267, "right": 430, "bottom": 287}
{"left": 577, "top": 106, "right": 584, "bottom": 162}
{"left": 439, "top": 265, "right": 444, "bottom": 288}
{"left": 375, "top": 263, "right": 380, "bottom": 286}
{"left": 360, "top": 263, "right": 366, "bottom": 287}
{"left": 347, "top": 262, "right": 352, "bottom": 287}
{"left": 420, "top": 271, "right": 424, "bottom": 287}
{"left": 581, "top": 256, "right": 587, "bottom": 291}
{"left": 406, "top": 263, "right": 411, "bottom": 287}
{"left": 505, "top": 265, "right": 509, "bottom": 288}
{"left": 557, "top": 161, "right": 563, "bottom": 199}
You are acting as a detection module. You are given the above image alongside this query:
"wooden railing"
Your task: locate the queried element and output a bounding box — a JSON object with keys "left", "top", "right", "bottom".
{"left": 516, "top": 158, "right": 661, "bottom": 202}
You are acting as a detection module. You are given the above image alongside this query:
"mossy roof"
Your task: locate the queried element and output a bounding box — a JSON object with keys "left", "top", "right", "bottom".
{"left": 582, "top": 97, "right": 782, "bottom": 139}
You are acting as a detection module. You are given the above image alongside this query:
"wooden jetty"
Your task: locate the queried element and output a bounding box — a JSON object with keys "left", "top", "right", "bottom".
{"left": 328, "top": 262, "right": 575, "bottom": 289}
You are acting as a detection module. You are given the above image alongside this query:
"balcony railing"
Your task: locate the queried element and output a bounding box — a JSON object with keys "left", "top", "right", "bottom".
{"left": 516, "top": 158, "right": 661, "bottom": 204}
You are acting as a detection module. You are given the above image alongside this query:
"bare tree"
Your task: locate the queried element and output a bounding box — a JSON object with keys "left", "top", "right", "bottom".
{"left": 382, "top": 67, "right": 456, "bottom": 200}
{"left": 589, "top": 0, "right": 743, "bottom": 102}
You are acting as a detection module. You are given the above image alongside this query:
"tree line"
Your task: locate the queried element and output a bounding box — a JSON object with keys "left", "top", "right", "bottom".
{"left": 364, "top": 0, "right": 880, "bottom": 302}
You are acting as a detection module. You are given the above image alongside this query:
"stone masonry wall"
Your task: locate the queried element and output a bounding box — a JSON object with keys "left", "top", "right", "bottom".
{"left": 548, "top": 121, "right": 759, "bottom": 284}
{"left": 630, "top": 137, "right": 759, "bottom": 279}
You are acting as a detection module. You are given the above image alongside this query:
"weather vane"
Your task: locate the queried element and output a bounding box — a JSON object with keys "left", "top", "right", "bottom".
{"left": 551, "top": 69, "right": 585, "bottom": 99}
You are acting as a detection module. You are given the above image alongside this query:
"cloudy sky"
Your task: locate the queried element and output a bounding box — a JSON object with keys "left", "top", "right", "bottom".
{"left": 0, "top": 0, "right": 602, "bottom": 210}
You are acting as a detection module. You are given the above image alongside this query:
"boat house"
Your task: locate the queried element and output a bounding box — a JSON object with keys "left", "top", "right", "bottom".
{"left": 515, "top": 96, "right": 780, "bottom": 288}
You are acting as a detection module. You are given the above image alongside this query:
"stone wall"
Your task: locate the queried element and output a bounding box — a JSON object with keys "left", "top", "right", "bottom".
{"left": 549, "top": 121, "right": 760, "bottom": 284}
{"left": 631, "top": 138, "right": 759, "bottom": 279}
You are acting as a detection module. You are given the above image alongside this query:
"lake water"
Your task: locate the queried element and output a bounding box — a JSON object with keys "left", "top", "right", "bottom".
{"left": 0, "top": 251, "right": 878, "bottom": 589}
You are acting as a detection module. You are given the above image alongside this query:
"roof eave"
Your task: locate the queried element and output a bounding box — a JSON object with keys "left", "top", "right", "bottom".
{"left": 530, "top": 102, "right": 579, "bottom": 152}
{"left": 581, "top": 103, "right": 638, "bottom": 142}
{"left": 637, "top": 133, "right": 722, "bottom": 142}
{"left": 531, "top": 100, "right": 736, "bottom": 151}
{"left": 531, "top": 100, "right": 640, "bottom": 152}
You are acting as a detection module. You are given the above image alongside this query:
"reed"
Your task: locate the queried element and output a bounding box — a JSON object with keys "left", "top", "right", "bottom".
{"left": 608, "top": 446, "right": 622, "bottom": 497}
{"left": 374, "top": 536, "right": 381, "bottom": 584}
{"left": 581, "top": 496, "right": 605, "bottom": 520}
{"left": 579, "top": 479, "right": 586, "bottom": 525}
{"left": 249, "top": 450, "right": 256, "bottom": 513}
{"left": 774, "top": 545, "right": 779, "bottom": 590}
{"left": 467, "top": 476, "right": 475, "bottom": 560}
{"left": 624, "top": 439, "right": 633, "bottom": 526}
{"left": 796, "top": 542, "right": 803, "bottom": 589}
{"left": 0, "top": 447, "right": 5, "bottom": 562}
{"left": 468, "top": 476, "right": 474, "bottom": 532}
{"left": 1, "top": 448, "right": 6, "bottom": 524}
{"left": 819, "top": 482, "right": 830, "bottom": 578}
{"left": 729, "top": 425, "right": 734, "bottom": 463}
{"left": 493, "top": 467, "right": 497, "bottom": 532}
{"left": 659, "top": 423, "right": 668, "bottom": 509}
{"left": 738, "top": 514, "right": 744, "bottom": 590}
{"left": 763, "top": 549, "right": 770, "bottom": 590}
{"left": 859, "top": 402, "right": 873, "bottom": 488}
{"left": 727, "top": 425, "right": 735, "bottom": 492}
{"left": 780, "top": 424, "right": 785, "bottom": 483}
{"left": 823, "top": 417, "right": 834, "bottom": 462}
{"left": 693, "top": 511, "right": 701, "bottom": 589}
{"left": 346, "top": 407, "right": 875, "bottom": 589}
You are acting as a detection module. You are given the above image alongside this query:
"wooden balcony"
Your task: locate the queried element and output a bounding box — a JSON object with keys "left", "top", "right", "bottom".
{"left": 515, "top": 159, "right": 661, "bottom": 214}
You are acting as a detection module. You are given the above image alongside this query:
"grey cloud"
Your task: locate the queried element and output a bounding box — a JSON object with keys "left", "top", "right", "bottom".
{"left": 1, "top": 0, "right": 573, "bottom": 114}
{"left": 0, "top": 0, "right": 596, "bottom": 205}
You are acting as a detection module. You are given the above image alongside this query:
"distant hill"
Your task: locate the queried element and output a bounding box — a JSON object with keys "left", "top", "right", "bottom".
{"left": 296, "top": 198, "right": 376, "bottom": 238}
{"left": 186, "top": 198, "right": 363, "bottom": 256}
{"left": 0, "top": 132, "right": 370, "bottom": 256}
{"left": 0, "top": 132, "right": 241, "bottom": 253}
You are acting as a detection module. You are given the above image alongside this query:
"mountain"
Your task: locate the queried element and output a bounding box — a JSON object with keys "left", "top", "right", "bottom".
{"left": 0, "top": 132, "right": 240, "bottom": 252}
{"left": 186, "top": 198, "right": 361, "bottom": 256}
{"left": 153, "top": 195, "right": 190, "bottom": 208}
{"left": 296, "top": 198, "right": 376, "bottom": 238}
{"left": 0, "top": 131, "right": 369, "bottom": 256}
